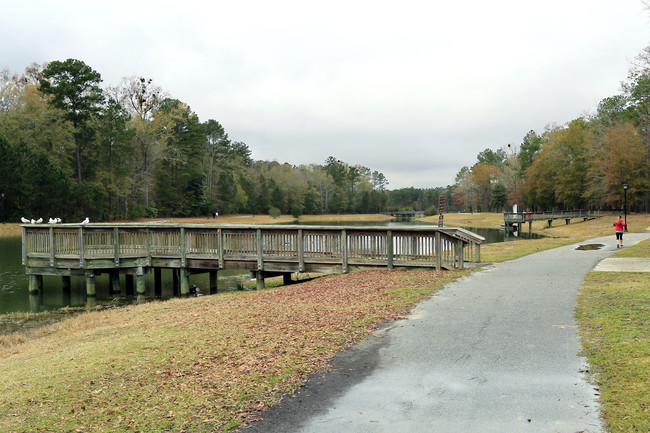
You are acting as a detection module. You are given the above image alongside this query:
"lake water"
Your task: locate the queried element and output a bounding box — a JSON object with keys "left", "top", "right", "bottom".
{"left": 0, "top": 223, "right": 540, "bottom": 315}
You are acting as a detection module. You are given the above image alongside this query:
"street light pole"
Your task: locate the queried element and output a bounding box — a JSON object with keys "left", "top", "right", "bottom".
{"left": 623, "top": 184, "right": 628, "bottom": 232}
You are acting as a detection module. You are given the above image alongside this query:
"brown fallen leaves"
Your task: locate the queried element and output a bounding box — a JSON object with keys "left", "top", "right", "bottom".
{"left": 0, "top": 269, "right": 465, "bottom": 432}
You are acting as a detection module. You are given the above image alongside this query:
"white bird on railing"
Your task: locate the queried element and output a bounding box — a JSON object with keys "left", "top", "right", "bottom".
{"left": 30, "top": 219, "right": 36, "bottom": 224}
{"left": 48, "top": 218, "right": 56, "bottom": 224}
{"left": 35, "top": 217, "right": 43, "bottom": 224}
{"left": 21, "top": 217, "right": 29, "bottom": 223}
{"left": 56, "top": 217, "right": 62, "bottom": 223}
{"left": 80, "top": 217, "right": 89, "bottom": 225}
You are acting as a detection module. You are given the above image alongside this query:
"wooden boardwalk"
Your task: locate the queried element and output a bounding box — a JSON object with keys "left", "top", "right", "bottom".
{"left": 22, "top": 223, "right": 484, "bottom": 308}
{"left": 503, "top": 210, "right": 601, "bottom": 231}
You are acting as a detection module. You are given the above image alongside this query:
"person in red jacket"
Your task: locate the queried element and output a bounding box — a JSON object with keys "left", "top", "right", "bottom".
{"left": 614, "top": 215, "right": 626, "bottom": 248}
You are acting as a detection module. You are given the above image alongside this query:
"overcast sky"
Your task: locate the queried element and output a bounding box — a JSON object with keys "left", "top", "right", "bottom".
{"left": 2, "top": 1, "right": 649, "bottom": 189}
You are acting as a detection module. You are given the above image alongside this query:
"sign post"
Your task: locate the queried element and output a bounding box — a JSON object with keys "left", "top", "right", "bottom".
{"left": 438, "top": 196, "right": 446, "bottom": 227}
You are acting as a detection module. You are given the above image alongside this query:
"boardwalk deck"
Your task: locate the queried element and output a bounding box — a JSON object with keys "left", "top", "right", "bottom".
{"left": 504, "top": 210, "right": 601, "bottom": 231}
{"left": 22, "top": 223, "right": 484, "bottom": 308}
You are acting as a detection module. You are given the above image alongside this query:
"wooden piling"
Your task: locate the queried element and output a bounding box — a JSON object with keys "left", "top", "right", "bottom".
{"left": 255, "top": 271, "right": 265, "bottom": 290}
{"left": 110, "top": 271, "right": 121, "bottom": 296}
{"left": 28, "top": 274, "right": 42, "bottom": 312}
{"left": 62, "top": 275, "right": 71, "bottom": 306}
{"left": 85, "top": 272, "right": 96, "bottom": 307}
{"left": 210, "top": 271, "right": 218, "bottom": 294}
{"left": 136, "top": 267, "right": 145, "bottom": 302}
{"left": 154, "top": 268, "right": 162, "bottom": 297}
{"left": 180, "top": 269, "right": 190, "bottom": 296}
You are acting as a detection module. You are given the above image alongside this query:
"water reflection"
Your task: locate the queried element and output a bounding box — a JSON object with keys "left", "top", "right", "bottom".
{"left": 0, "top": 234, "right": 252, "bottom": 315}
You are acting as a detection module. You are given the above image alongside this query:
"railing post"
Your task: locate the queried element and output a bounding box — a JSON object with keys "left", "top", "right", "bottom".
{"left": 298, "top": 229, "right": 304, "bottom": 272}
{"left": 49, "top": 227, "right": 55, "bottom": 268}
{"left": 146, "top": 229, "right": 152, "bottom": 266}
{"left": 79, "top": 227, "right": 84, "bottom": 268}
{"left": 113, "top": 227, "right": 120, "bottom": 267}
{"left": 475, "top": 242, "right": 481, "bottom": 263}
{"left": 218, "top": 229, "right": 224, "bottom": 269}
{"left": 387, "top": 230, "right": 393, "bottom": 270}
{"left": 256, "top": 228, "right": 263, "bottom": 271}
{"left": 457, "top": 239, "right": 464, "bottom": 269}
{"left": 180, "top": 227, "right": 186, "bottom": 268}
{"left": 21, "top": 227, "right": 26, "bottom": 266}
{"left": 435, "top": 231, "right": 441, "bottom": 270}
{"left": 341, "top": 229, "right": 348, "bottom": 273}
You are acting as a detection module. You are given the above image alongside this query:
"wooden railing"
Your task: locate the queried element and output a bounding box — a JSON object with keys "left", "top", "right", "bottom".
{"left": 22, "top": 223, "right": 484, "bottom": 273}
{"left": 504, "top": 210, "right": 601, "bottom": 229}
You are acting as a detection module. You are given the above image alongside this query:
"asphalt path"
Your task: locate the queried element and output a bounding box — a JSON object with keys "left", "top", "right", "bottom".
{"left": 245, "top": 232, "right": 650, "bottom": 433}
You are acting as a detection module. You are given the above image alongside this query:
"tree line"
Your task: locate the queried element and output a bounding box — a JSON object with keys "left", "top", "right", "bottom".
{"left": 4, "top": 48, "right": 650, "bottom": 223}
{"left": 0, "top": 59, "right": 400, "bottom": 222}
{"left": 452, "top": 45, "right": 650, "bottom": 214}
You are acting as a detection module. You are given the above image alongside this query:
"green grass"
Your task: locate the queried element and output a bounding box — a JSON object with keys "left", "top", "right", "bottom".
{"left": 576, "top": 238, "right": 650, "bottom": 432}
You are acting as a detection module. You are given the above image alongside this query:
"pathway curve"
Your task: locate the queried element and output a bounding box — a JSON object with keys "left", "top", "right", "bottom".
{"left": 246, "top": 232, "right": 650, "bottom": 433}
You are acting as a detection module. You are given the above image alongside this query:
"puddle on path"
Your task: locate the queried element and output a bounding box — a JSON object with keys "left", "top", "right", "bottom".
{"left": 575, "top": 244, "right": 605, "bottom": 251}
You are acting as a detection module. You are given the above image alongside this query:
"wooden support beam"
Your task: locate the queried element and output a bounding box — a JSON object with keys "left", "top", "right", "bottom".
{"left": 125, "top": 274, "right": 134, "bottom": 296}
{"left": 136, "top": 267, "right": 146, "bottom": 302}
{"left": 28, "top": 274, "right": 42, "bottom": 312}
{"left": 85, "top": 272, "right": 96, "bottom": 307}
{"left": 110, "top": 271, "right": 121, "bottom": 296}
{"left": 172, "top": 269, "right": 180, "bottom": 297}
{"left": 62, "top": 275, "right": 71, "bottom": 306}
{"left": 255, "top": 271, "right": 265, "bottom": 290}
{"left": 154, "top": 268, "right": 162, "bottom": 297}
{"left": 180, "top": 268, "right": 190, "bottom": 296}
{"left": 210, "top": 271, "right": 218, "bottom": 294}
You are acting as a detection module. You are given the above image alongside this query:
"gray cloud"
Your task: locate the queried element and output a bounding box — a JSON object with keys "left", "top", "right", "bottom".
{"left": 2, "top": 0, "right": 648, "bottom": 188}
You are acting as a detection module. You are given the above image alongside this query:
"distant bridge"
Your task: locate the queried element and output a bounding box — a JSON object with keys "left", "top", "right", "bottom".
{"left": 381, "top": 211, "right": 425, "bottom": 221}
{"left": 504, "top": 210, "right": 601, "bottom": 232}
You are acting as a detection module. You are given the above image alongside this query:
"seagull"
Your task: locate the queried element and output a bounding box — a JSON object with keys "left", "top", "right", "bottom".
{"left": 80, "top": 217, "right": 89, "bottom": 225}
{"left": 21, "top": 217, "right": 29, "bottom": 223}
{"left": 35, "top": 218, "right": 43, "bottom": 224}
{"left": 48, "top": 218, "right": 56, "bottom": 224}
{"left": 56, "top": 217, "right": 62, "bottom": 223}
{"left": 30, "top": 219, "right": 36, "bottom": 224}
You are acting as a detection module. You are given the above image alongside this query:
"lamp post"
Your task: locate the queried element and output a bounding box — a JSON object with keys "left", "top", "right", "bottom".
{"left": 623, "top": 184, "right": 628, "bottom": 232}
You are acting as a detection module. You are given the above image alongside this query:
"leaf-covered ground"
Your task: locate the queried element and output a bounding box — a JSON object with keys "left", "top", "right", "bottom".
{"left": 0, "top": 269, "right": 466, "bottom": 432}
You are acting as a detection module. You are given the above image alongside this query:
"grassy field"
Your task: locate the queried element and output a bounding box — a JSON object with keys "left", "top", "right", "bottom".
{"left": 576, "top": 238, "right": 650, "bottom": 432}
{"left": 1, "top": 212, "right": 648, "bottom": 432}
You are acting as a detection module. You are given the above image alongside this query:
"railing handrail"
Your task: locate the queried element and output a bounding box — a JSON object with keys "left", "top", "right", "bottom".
{"left": 22, "top": 223, "right": 483, "bottom": 270}
{"left": 20, "top": 223, "right": 485, "bottom": 243}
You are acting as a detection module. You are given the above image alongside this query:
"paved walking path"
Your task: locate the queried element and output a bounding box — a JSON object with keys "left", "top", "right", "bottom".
{"left": 247, "top": 232, "right": 650, "bottom": 433}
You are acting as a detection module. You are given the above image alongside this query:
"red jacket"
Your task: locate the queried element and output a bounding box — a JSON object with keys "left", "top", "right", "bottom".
{"left": 614, "top": 219, "right": 626, "bottom": 232}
